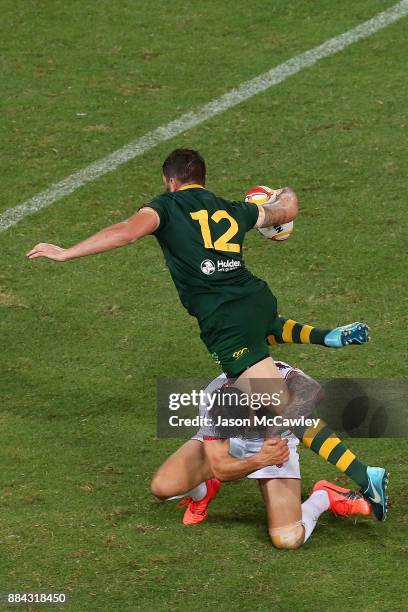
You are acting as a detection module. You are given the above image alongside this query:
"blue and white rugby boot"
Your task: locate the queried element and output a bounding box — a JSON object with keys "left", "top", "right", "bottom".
{"left": 324, "top": 322, "right": 369, "bottom": 348}
{"left": 362, "top": 466, "right": 389, "bottom": 522}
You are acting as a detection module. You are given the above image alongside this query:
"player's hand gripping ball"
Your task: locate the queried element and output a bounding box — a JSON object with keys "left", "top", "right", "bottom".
{"left": 245, "top": 185, "right": 294, "bottom": 241}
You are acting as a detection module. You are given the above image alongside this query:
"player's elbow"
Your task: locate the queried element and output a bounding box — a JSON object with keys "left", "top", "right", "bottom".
{"left": 210, "top": 465, "right": 225, "bottom": 481}
{"left": 208, "top": 458, "right": 228, "bottom": 482}
{"left": 119, "top": 227, "right": 140, "bottom": 245}
{"left": 109, "top": 222, "right": 141, "bottom": 246}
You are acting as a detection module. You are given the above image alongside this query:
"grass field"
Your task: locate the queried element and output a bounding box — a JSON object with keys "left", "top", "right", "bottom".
{"left": 1, "top": 1, "right": 407, "bottom": 610}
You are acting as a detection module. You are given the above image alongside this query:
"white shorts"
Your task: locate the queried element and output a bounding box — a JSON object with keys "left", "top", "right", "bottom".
{"left": 192, "top": 435, "right": 300, "bottom": 480}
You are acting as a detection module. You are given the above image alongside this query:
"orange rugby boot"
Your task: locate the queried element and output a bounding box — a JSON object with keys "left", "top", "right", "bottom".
{"left": 312, "top": 480, "right": 371, "bottom": 517}
{"left": 178, "top": 478, "right": 221, "bottom": 525}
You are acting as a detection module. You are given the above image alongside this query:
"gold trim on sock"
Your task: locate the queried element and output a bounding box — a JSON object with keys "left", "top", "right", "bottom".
{"left": 300, "top": 324, "right": 313, "bottom": 344}
{"left": 282, "top": 319, "right": 296, "bottom": 343}
{"left": 336, "top": 449, "right": 356, "bottom": 472}
{"left": 267, "top": 334, "right": 278, "bottom": 346}
{"left": 302, "top": 420, "right": 327, "bottom": 448}
{"left": 319, "top": 437, "right": 341, "bottom": 460}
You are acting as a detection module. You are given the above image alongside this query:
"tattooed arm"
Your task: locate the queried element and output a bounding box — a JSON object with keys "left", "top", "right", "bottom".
{"left": 284, "top": 371, "right": 325, "bottom": 419}
{"left": 255, "top": 187, "right": 299, "bottom": 228}
{"left": 263, "top": 370, "right": 325, "bottom": 438}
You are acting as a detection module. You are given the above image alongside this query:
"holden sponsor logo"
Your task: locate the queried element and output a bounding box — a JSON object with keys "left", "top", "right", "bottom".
{"left": 217, "top": 259, "right": 241, "bottom": 272}
{"left": 200, "top": 259, "right": 241, "bottom": 275}
{"left": 200, "top": 259, "right": 216, "bottom": 275}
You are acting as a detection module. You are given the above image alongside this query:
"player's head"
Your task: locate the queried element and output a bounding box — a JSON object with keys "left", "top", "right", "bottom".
{"left": 162, "top": 149, "right": 206, "bottom": 192}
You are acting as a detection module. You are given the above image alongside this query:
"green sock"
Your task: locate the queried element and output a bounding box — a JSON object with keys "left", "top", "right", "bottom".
{"left": 267, "top": 316, "right": 331, "bottom": 346}
{"left": 296, "top": 420, "right": 369, "bottom": 489}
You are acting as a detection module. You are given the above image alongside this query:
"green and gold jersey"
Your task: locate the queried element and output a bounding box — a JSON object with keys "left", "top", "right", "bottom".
{"left": 146, "top": 185, "right": 265, "bottom": 323}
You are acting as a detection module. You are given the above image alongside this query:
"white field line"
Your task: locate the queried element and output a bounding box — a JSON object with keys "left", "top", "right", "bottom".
{"left": 1, "top": 0, "right": 407, "bottom": 233}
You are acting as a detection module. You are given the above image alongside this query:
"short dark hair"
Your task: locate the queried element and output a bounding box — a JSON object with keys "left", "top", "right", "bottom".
{"left": 162, "top": 149, "right": 206, "bottom": 185}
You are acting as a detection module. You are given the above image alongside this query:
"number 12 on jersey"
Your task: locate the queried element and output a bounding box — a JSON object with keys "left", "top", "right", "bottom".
{"left": 190, "top": 210, "right": 240, "bottom": 253}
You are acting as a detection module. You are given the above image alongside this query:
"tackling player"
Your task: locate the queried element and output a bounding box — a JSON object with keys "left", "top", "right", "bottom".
{"left": 26, "top": 148, "right": 386, "bottom": 516}
{"left": 151, "top": 360, "right": 373, "bottom": 548}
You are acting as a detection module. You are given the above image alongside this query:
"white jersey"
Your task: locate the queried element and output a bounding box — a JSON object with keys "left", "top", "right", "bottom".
{"left": 192, "top": 360, "right": 303, "bottom": 479}
{"left": 194, "top": 360, "right": 302, "bottom": 445}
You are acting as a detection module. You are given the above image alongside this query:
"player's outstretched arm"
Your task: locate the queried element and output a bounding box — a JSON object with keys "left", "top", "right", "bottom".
{"left": 204, "top": 438, "right": 289, "bottom": 482}
{"left": 255, "top": 187, "right": 299, "bottom": 228}
{"left": 26, "top": 207, "right": 160, "bottom": 262}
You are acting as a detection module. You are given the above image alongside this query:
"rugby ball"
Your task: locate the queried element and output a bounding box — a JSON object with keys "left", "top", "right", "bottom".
{"left": 245, "top": 185, "right": 293, "bottom": 241}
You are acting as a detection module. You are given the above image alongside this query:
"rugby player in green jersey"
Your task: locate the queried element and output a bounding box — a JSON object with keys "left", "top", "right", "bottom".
{"left": 27, "top": 149, "right": 387, "bottom": 520}
{"left": 26, "top": 149, "right": 368, "bottom": 351}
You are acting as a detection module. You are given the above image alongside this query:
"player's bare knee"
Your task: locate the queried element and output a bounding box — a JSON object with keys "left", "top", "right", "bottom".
{"left": 269, "top": 522, "right": 305, "bottom": 550}
{"left": 150, "top": 474, "right": 168, "bottom": 500}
